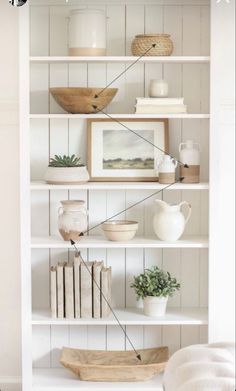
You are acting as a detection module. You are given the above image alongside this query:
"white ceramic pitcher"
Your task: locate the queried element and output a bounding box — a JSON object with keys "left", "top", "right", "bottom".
{"left": 153, "top": 200, "right": 191, "bottom": 241}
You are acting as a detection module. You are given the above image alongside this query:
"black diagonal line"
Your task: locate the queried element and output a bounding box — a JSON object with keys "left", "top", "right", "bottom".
{"left": 70, "top": 241, "right": 142, "bottom": 361}
{"left": 93, "top": 109, "right": 188, "bottom": 168}
{"left": 79, "top": 179, "right": 184, "bottom": 237}
{"left": 94, "top": 44, "right": 156, "bottom": 98}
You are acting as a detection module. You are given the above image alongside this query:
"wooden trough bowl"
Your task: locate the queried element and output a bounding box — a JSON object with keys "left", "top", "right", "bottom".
{"left": 50, "top": 87, "right": 118, "bottom": 114}
{"left": 60, "top": 346, "right": 169, "bottom": 382}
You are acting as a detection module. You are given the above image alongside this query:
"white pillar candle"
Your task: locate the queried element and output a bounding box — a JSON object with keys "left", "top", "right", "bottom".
{"left": 149, "top": 79, "right": 169, "bottom": 97}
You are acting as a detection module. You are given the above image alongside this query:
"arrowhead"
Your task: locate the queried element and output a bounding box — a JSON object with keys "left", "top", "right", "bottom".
{"left": 184, "top": 164, "right": 189, "bottom": 168}
{"left": 137, "top": 354, "right": 142, "bottom": 361}
{"left": 79, "top": 232, "right": 84, "bottom": 237}
{"left": 92, "top": 105, "right": 98, "bottom": 110}
{"left": 94, "top": 94, "right": 98, "bottom": 99}
{"left": 152, "top": 43, "right": 156, "bottom": 48}
{"left": 70, "top": 239, "right": 75, "bottom": 246}
{"left": 179, "top": 176, "right": 185, "bottom": 182}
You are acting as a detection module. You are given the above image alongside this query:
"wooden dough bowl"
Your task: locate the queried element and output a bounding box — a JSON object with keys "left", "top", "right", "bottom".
{"left": 50, "top": 87, "right": 118, "bottom": 114}
{"left": 60, "top": 346, "right": 169, "bottom": 382}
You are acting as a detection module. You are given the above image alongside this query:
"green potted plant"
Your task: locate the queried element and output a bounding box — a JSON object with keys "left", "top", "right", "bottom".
{"left": 44, "top": 154, "right": 89, "bottom": 184}
{"left": 130, "top": 266, "right": 180, "bottom": 317}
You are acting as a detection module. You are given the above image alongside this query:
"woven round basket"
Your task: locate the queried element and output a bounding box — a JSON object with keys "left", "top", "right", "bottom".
{"left": 131, "top": 34, "right": 173, "bottom": 56}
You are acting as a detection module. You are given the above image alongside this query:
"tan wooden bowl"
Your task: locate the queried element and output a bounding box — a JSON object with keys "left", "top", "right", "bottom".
{"left": 60, "top": 346, "right": 169, "bottom": 382}
{"left": 50, "top": 87, "right": 118, "bottom": 114}
{"left": 102, "top": 220, "right": 139, "bottom": 241}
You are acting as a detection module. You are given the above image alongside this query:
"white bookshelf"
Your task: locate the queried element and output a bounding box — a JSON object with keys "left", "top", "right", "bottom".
{"left": 30, "top": 55, "right": 210, "bottom": 64}
{"left": 30, "top": 113, "right": 210, "bottom": 119}
{"left": 20, "top": 1, "right": 212, "bottom": 390}
{"left": 32, "top": 307, "right": 208, "bottom": 326}
{"left": 31, "top": 235, "right": 209, "bottom": 249}
{"left": 31, "top": 181, "right": 209, "bottom": 191}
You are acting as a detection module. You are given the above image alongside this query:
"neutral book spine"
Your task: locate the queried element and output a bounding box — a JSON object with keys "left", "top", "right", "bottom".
{"left": 65, "top": 262, "right": 74, "bottom": 319}
{"left": 81, "top": 262, "right": 94, "bottom": 318}
{"left": 92, "top": 261, "right": 104, "bottom": 318}
{"left": 50, "top": 267, "right": 57, "bottom": 318}
{"left": 136, "top": 97, "right": 184, "bottom": 105}
{"left": 74, "top": 254, "right": 81, "bottom": 318}
{"left": 101, "top": 267, "right": 112, "bottom": 318}
{"left": 56, "top": 262, "right": 65, "bottom": 319}
{"left": 135, "top": 104, "right": 187, "bottom": 114}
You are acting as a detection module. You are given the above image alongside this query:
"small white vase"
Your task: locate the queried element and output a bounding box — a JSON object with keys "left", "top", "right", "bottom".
{"left": 149, "top": 79, "right": 169, "bottom": 98}
{"left": 44, "top": 166, "right": 90, "bottom": 184}
{"left": 136, "top": 298, "right": 144, "bottom": 309}
{"left": 144, "top": 296, "right": 168, "bottom": 317}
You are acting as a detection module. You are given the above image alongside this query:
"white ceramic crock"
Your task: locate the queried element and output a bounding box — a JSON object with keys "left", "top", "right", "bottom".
{"left": 44, "top": 166, "right": 90, "bottom": 184}
{"left": 144, "top": 296, "right": 168, "bottom": 317}
{"left": 153, "top": 199, "right": 192, "bottom": 241}
{"left": 68, "top": 9, "right": 107, "bottom": 56}
{"left": 58, "top": 200, "right": 88, "bottom": 241}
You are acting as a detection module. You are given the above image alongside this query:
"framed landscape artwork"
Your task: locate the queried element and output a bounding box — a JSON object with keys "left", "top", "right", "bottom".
{"left": 87, "top": 118, "right": 169, "bottom": 181}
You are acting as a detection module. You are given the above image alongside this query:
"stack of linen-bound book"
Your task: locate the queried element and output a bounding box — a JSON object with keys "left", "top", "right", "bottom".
{"left": 135, "top": 97, "right": 187, "bottom": 114}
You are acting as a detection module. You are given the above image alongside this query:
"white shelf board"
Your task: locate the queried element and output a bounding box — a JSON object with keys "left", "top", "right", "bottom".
{"left": 33, "top": 368, "right": 163, "bottom": 391}
{"left": 31, "top": 235, "right": 208, "bottom": 249}
{"left": 30, "top": 113, "right": 210, "bottom": 119}
{"left": 31, "top": 181, "right": 209, "bottom": 191}
{"left": 32, "top": 307, "right": 208, "bottom": 326}
{"left": 30, "top": 55, "right": 210, "bottom": 64}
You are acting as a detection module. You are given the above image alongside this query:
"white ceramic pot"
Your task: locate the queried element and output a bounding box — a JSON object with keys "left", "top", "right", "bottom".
{"left": 156, "top": 154, "right": 177, "bottom": 184}
{"left": 144, "top": 296, "right": 168, "bottom": 317}
{"left": 179, "top": 140, "right": 200, "bottom": 183}
{"left": 58, "top": 200, "right": 88, "bottom": 241}
{"left": 136, "top": 298, "right": 144, "bottom": 309}
{"left": 44, "top": 166, "right": 90, "bottom": 184}
{"left": 153, "top": 199, "right": 191, "bottom": 241}
{"left": 149, "top": 79, "right": 169, "bottom": 97}
{"left": 68, "top": 9, "right": 106, "bottom": 56}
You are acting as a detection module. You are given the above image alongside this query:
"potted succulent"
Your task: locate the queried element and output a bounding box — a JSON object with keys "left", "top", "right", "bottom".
{"left": 44, "top": 154, "right": 90, "bottom": 184}
{"left": 130, "top": 266, "right": 180, "bottom": 317}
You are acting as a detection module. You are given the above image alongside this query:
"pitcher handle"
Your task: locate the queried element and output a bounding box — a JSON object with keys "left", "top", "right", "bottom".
{"left": 58, "top": 207, "right": 63, "bottom": 216}
{"left": 179, "top": 201, "right": 192, "bottom": 225}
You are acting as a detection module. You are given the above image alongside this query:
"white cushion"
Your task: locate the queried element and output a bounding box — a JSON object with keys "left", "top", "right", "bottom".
{"left": 163, "top": 343, "right": 235, "bottom": 391}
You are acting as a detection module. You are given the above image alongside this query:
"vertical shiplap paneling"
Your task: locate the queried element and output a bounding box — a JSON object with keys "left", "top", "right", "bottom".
{"left": 163, "top": 5, "right": 182, "bottom": 55}
{"left": 125, "top": 5, "right": 145, "bottom": 112}
{"left": 162, "top": 326, "right": 180, "bottom": 356}
{"left": 50, "top": 326, "right": 69, "bottom": 368}
{"left": 107, "top": 5, "right": 127, "bottom": 113}
{"left": 126, "top": 248, "right": 144, "bottom": 308}
{"left": 30, "top": 6, "right": 49, "bottom": 56}
{"left": 50, "top": 6, "right": 69, "bottom": 56}
{"left": 30, "top": 65, "right": 49, "bottom": 114}
{"left": 32, "top": 326, "right": 51, "bottom": 368}
{"left": 181, "top": 326, "right": 199, "bottom": 348}
{"left": 144, "top": 5, "right": 163, "bottom": 96}
{"left": 30, "top": 2, "right": 210, "bottom": 362}
{"left": 30, "top": 7, "right": 49, "bottom": 113}
{"left": 87, "top": 326, "right": 107, "bottom": 349}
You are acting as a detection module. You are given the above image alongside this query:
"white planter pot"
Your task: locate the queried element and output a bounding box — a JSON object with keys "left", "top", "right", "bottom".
{"left": 44, "top": 166, "right": 90, "bottom": 184}
{"left": 136, "top": 298, "right": 144, "bottom": 309}
{"left": 144, "top": 296, "right": 168, "bottom": 317}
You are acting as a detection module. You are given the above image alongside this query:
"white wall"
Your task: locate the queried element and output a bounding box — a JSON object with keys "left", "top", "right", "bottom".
{"left": 0, "top": 0, "right": 21, "bottom": 384}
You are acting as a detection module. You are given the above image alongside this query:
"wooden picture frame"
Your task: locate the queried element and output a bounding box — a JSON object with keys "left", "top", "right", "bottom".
{"left": 87, "top": 118, "right": 169, "bottom": 182}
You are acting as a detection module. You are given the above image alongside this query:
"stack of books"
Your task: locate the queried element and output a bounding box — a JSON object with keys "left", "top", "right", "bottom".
{"left": 135, "top": 97, "right": 187, "bottom": 114}
{"left": 50, "top": 253, "right": 112, "bottom": 319}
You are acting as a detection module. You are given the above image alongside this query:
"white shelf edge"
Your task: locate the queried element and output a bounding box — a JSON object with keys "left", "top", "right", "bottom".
{"left": 32, "top": 307, "right": 208, "bottom": 326}
{"left": 30, "top": 55, "right": 210, "bottom": 64}
{"left": 33, "top": 368, "right": 163, "bottom": 391}
{"left": 30, "top": 113, "right": 210, "bottom": 119}
{"left": 30, "top": 181, "right": 209, "bottom": 191}
{"left": 31, "top": 235, "right": 209, "bottom": 249}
